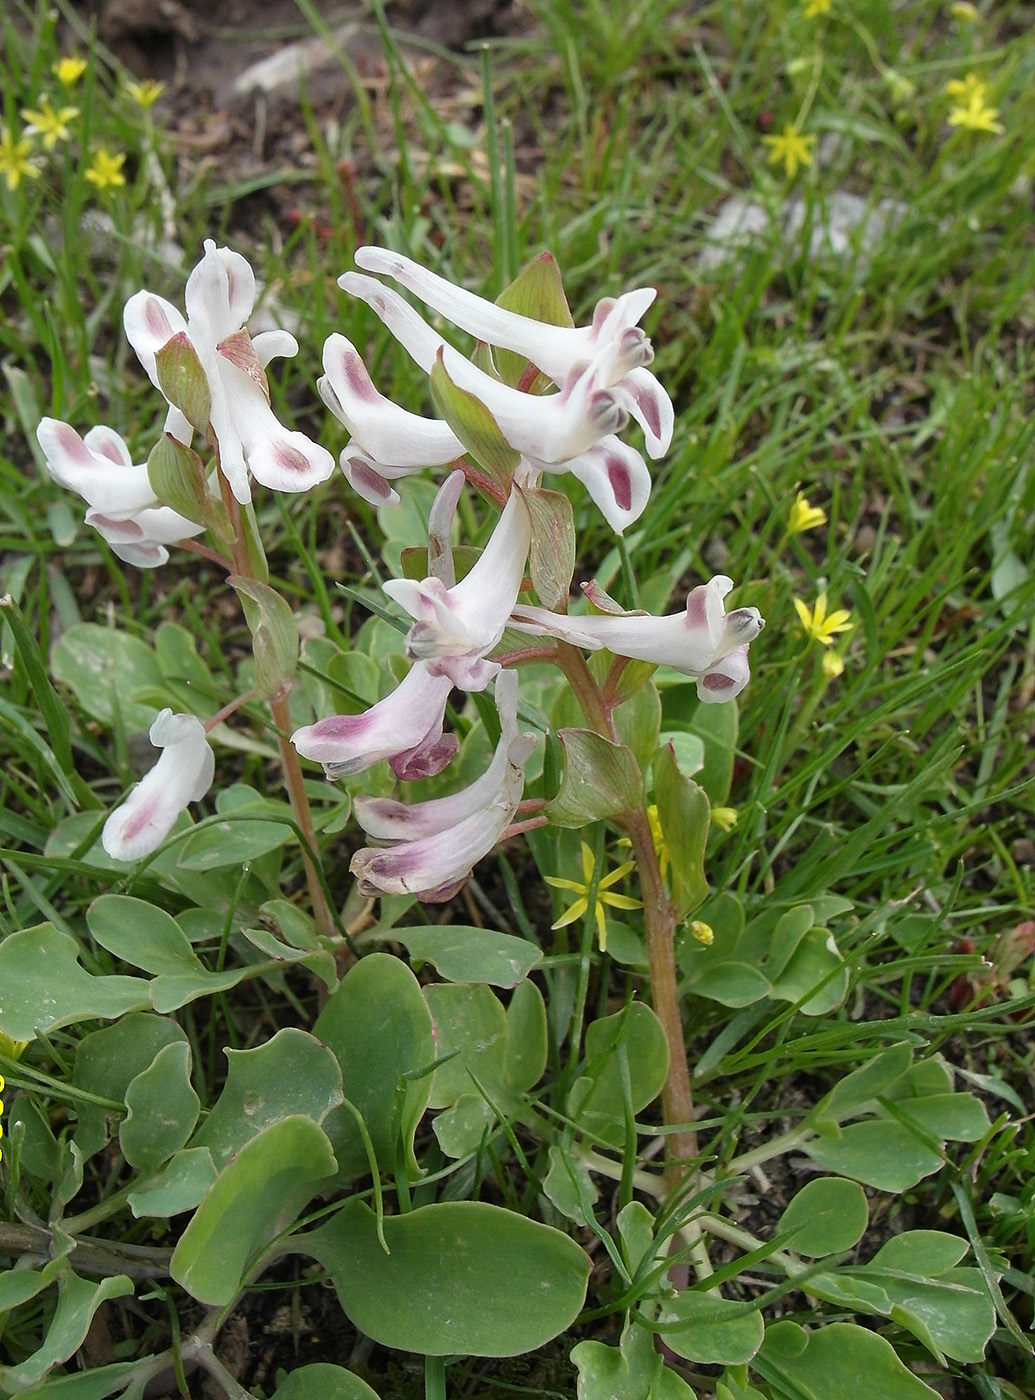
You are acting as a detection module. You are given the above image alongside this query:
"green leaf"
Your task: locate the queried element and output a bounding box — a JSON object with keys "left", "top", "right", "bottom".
{"left": 504, "top": 978, "right": 548, "bottom": 1093}
{"left": 804, "top": 1120, "right": 943, "bottom": 1191}
{"left": 520, "top": 484, "right": 575, "bottom": 611}
{"left": 147, "top": 433, "right": 233, "bottom": 542}
{"left": 542, "top": 1144, "right": 599, "bottom": 1226}
{"left": 176, "top": 787, "right": 294, "bottom": 870}
{"left": 614, "top": 678, "right": 662, "bottom": 774}
{"left": 154, "top": 331, "right": 212, "bottom": 434}
{"left": 190, "top": 1028, "right": 343, "bottom": 1170}
{"left": 229, "top": 575, "right": 299, "bottom": 699}
{"left": 659, "top": 1293, "right": 764, "bottom": 1366}
{"left": 572, "top": 1318, "right": 696, "bottom": 1400}
{"left": 72, "top": 1014, "right": 187, "bottom": 1158}
{"left": 888, "top": 1092, "right": 990, "bottom": 1143}
{"left": 390, "top": 924, "right": 542, "bottom": 987}
{"left": 493, "top": 251, "right": 574, "bottom": 388}
{"left": 0, "top": 924, "right": 148, "bottom": 1042}
{"left": 755, "top": 1321, "right": 941, "bottom": 1399}
{"left": 9, "top": 1360, "right": 142, "bottom": 1399}
{"left": 0, "top": 1271, "right": 134, "bottom": 1392}
{"left": 777, "top": 1178, "right": 868, "bottom": 1258}
{"left": 0, "top": 595, "right": 95, "bottom": 808}
{"left": 118, "top": 1041, "right": 200, "bottom": 1173}
{"left": 547, "top": 727, "right": 642, "bottom": 826}
{"left": 429, "top": 354, "right": 518, "bottom": 486}
{"left": 51, "top": 623, "right": 163, "bottom": 731}
{"left": 314, "top": 954, "right": 434, "bottom": 1179}
{"left": 424, "top": 982, "right": 508, "bottom": 1111}
{"left": 568, "top": 1003, "right": 668, "bottom": 1149}
{"left": 172, "top": 1116, "right": 338, "bottom": 1305}
{"left": 127, "top": 1147, "right": 217, "bottom": 1218}
{"left": 685, "top": 701, "right": 738, "bottom": 807}
{"left": 303, "top": 1197, "right": 589, "bottom": 1357}
{"left": 769, "top": 927, "right": 848, "bottom": 1016}
{"left": 870, "top": 1230, "right": 969, "bottom": 1276}
{"left": 812, "top": 1043, "right": 913, "bottom": 1126}
{"left": 654, "top": 743, "right": 709, "bottom": 917}
{"left": 272, "top": 1364, "right": 382, "bottom": 1400}
{"left": 86, "top": 894, "right": 251, "bottom": 1013}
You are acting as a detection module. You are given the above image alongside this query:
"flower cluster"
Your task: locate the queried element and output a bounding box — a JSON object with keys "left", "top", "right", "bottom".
{"left": 40, "top": 242, "right": 765, "bottom": 902}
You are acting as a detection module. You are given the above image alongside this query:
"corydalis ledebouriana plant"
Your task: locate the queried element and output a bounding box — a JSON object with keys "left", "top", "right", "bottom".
{"left": 38, "top": 240, "right": 764, "bottom": 894}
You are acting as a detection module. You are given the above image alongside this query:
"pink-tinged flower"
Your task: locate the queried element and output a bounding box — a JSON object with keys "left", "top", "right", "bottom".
{"left": 36, "top": 418, "right": 203, "bottom": 567}
{"left": 382, "top": 479, "right": 529, "bottom": 688}
{"left": 339, "top": 273, "right": 631, "bottom": 465}
{"left": 510, "top": 575, "right": 764, "bottom": 702}
{"left": 123, "top": 240, "right": 334, "bottom": 503}
{"left": 318, "top": 332, "right": 465, "bottom": 507}
{"left": 350, "top": 671, "right": 535, "bottom": 901}
{"left": 352, "top": 246, "right": 674, "bottom": 458}
{"left": 102, "top": 710, "right": 214, "bottom": 860}
{"left": 291, "top": 659, "right": 458, "bottom": 782}
{"left": 548, "top": 433, "right": 651, "bottom": 535}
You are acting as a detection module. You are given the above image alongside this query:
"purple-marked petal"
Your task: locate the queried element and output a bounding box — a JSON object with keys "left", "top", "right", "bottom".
{"left": 697, "top": 644, "right": 752, "bottom": 703}
{"left": 37, "top": 418, "right": 159, "bottom": 519}
{"left": 383, "top": 488, "right": 530, "bottom": 664}
{"left": 339, "top": 276, "right": 627, "bottom": 465}
{"left": 102, "top": 710, "right": 214, "bottom": 860}
{"left": 621, "top": 367, "right": 674, "bottom": 459}
{"left": 510, "top": 574, "right": 764, "bottom": 681}
{"left": 546, "top": 434, "right": 651, "bottom": 534}
{"left": 218, "top": 359, "right": 335, "bottom": 494}
{"left": 123, "top": 291, "right": 188, "bottom": 389}
{"left": 354, "top": 246, "right": 657, "bottom": 385}
{"left": 339, "top": 449, "right": 401, "bottom": 507}
{"left": 320, "top": 333, "right": 464, "bottom": 467}
{"left": 184, "top": 240, "right": 256, "bottom": 342}
{"left": 350, "top": 671, "right": 534, "bottom": 899}
{"left": 291, "top": 660, "right": 454, "bottom": 779}
{"left": 86, "top": 505, "right": 205, "bottom": 568}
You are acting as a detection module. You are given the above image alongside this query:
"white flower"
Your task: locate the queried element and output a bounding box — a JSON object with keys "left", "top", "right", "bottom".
{"left": 510, "top": 575, "right": 765, "bottom": 701}
{"left": 353, "top": 246, "right": 674, "bottom": 458}
{"left": 339, "top": 273, "right": 632, "bottom": 465}
{"left": 291, "top": 659, "right": 458, "bottom": 781}
{"left": 382, "top": 478, "right": 529, "bottom": 688}
{"left": 124, "top": 240, "right": 335, "bottom": 503}
{"left": 319, "top": 332, "right": 464, "bottom": 507}
{"left": 102, "top": 710, "right": 214, "bottom": 860}
{"left": 36, "top": 418, "right": 203, "bottom": 567}
{"left": 350, "top": 671, "right": 535, "bottom": 901}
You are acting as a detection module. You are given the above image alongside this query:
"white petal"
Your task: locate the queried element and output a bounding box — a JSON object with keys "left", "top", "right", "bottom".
{"left": 547, "top": 435, "right": 651, "bottom": 533}
{"left": 37, "top": 418, "right": 158, "bottom": 518}
{"left": 384, "top": 490, "right": 530, "bottom": 662}
{"left": 86, "top": 505, "right": 204, "bottom": 568}
{"left": 219, "top": 359, "right": 335, "bottom": 493}
{"left": 291, "top": 661, "right": 454, "bottom": 778}
{"left": 123, "top": 291, "right": 188, "bottom": 389}
{"left": 354, "top": 246, "right": 657, "bottom": 386}
{"left": 184, "top": 240, "right": 256, "bottom": 343}
{"left": 621, "top": 367, "right": 674, "bottom": 459}
{"left": 252, "top": 329, "right": 298, "bottom": 366}
{"left": 102, "top": 710, "right": 214, "bottom": 860}
{"left": 321, "top": 334, "right": 463, "bottom": 467}
{"left": 354, "top": 672, "right": 526, "bottom": 841}
{"left": 339, "top": 449, "right": 402, "bottom": 507}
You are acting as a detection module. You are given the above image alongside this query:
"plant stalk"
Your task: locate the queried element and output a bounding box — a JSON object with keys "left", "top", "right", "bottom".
{"left": 268, "top": 689, "right": 337, "bottom": 943}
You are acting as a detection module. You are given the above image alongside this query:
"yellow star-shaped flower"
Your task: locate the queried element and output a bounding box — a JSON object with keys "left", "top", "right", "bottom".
{"left": 803, "top": 0, "right": 832, "bottom": 16}
{"left": 947, "top": 92, "right": 1003, "bottom": 135}
{"left": 125, "top": 79, "right": 165, "bottom": 109}
{"left": 943, "top": 73, "right": 986, "bottom": 104}
{"left": 53, "top": 56, "right": 88, "bottom": 88}
{"left": 763, "top": 123, "right": 815, "bottom": 179}
{"left": 795, "top": 593, "right": 853, "bottom": 647}
{"left": 788, "top": 492, "right": 826, "bottom": 535}
{"left": 545, "top": 842, "right": 642, "bottom": 952}
{"left": 85, "top": 148, "right": 127, "bottom": 190}
{"left": 21, "top": 96, "right": 79, "bottom": 151}
{"left": 0, "top": 126, "right": 41, "bottom": 190}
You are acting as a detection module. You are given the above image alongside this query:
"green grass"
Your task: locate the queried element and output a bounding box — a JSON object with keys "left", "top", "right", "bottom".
{"left": 1, "top": 0, "right": 1034, "bottom": 1394}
